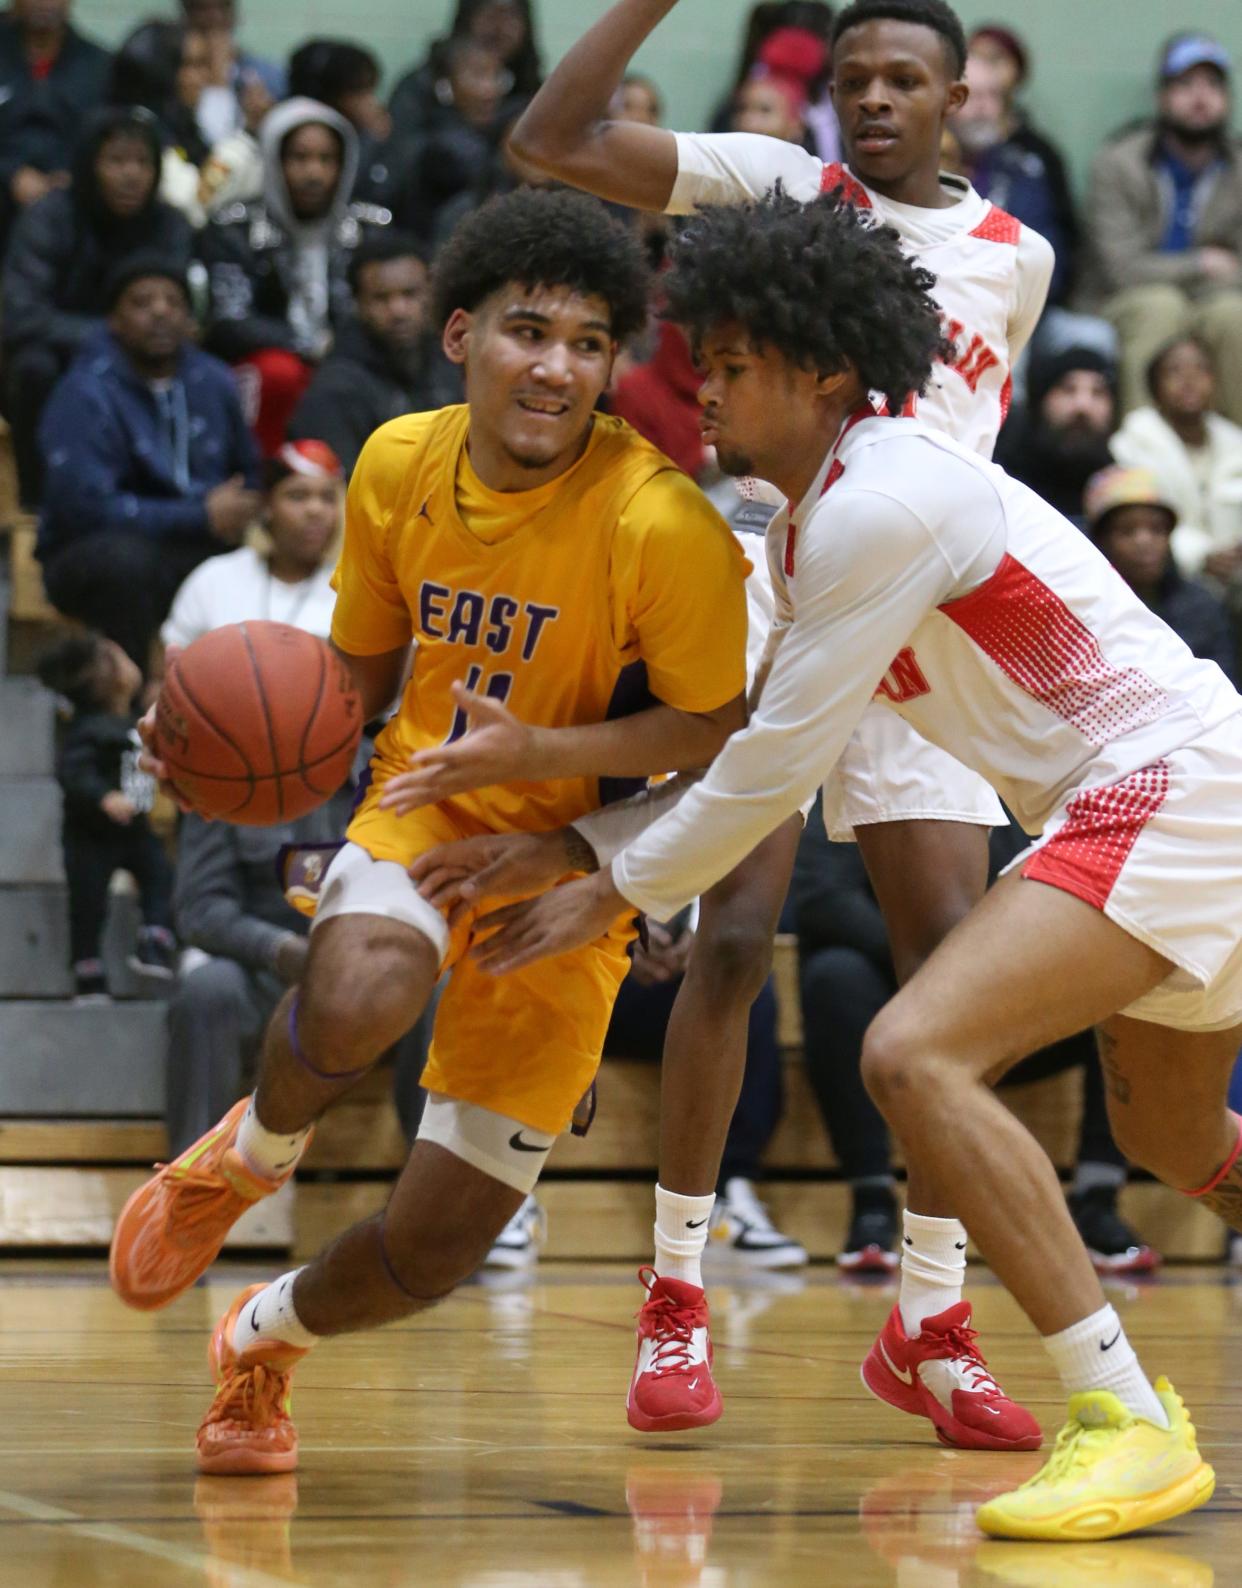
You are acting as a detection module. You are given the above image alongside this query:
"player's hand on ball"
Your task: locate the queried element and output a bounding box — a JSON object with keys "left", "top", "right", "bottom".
{"left": 471, "top": 870, "right": 629, "bottom": 974}
{"left": 380, "top": 683, "right": 540, "bottom": 811}
{"left": 136, "top": 687, "right": 197, "bottom": 815}
{"left": 409, "top": 828, "right": 587, "bottom": 923}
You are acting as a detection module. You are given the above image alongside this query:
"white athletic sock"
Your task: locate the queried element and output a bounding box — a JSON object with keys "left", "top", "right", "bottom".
{"left": 1043, "top": 1304, "right": 1168, "bottom": 1426}
{"left": 234, "top": 1095, "right": 312, "bottom": 1181}
{"left": 653, "top": 1184, "right": 715, "bottom": 1287}
{"left": 899, "top": 1211, "right": 968, "bottom": 1336}
{"left": 231, "top": 1269, "right": 319, "bottom": 1353}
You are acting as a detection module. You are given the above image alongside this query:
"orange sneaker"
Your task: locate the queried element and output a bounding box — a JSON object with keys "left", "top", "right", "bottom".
{"left": 110, "top": 1098, "right": 301, "bottom": 1311}
{"left": 196, "top": 1284, "right": 308, "bottom": 1476}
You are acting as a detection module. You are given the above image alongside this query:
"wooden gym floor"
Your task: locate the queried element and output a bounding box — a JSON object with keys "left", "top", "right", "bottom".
{"left": 0, "top": 1259, "right": 1238, "bottom": 1585}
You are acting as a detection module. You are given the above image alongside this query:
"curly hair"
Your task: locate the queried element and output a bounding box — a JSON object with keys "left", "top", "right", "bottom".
{"left": 832, "top": 0, "right": 967, "bottom": 77}
{"left": 430, "top": 187, "right": 651, "bottom": 344}
{"left": 663, "top": 188, "right": 951, "bottom": 412}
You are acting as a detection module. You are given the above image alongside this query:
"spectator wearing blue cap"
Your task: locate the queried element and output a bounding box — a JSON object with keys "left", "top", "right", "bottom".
{"left": 1079, "top": 32, "right": 1242, "bottom": 424}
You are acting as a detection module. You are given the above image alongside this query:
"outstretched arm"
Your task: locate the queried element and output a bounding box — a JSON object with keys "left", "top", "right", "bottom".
{"left": 509, "top": 0, "right": 681, "bottom": 210}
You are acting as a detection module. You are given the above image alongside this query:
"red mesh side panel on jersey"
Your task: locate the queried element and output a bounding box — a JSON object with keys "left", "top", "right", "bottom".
{"left": 1022, "top": 761, "right": 1170, "bottom": 909}
{"left": 819, "top": 162, "right": 872, "bottom": 208}
{"left": 969, "top": 207, "right": 1021, "bottom": 245}
{"left": 999, "top": 373, "right": 1013, "bottom": 425}
{"left": 939, "top": 553, "right": 1169, "bottom": 744}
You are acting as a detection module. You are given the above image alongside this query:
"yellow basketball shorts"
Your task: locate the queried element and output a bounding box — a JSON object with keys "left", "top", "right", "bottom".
{"left": 341, "top": 775, "right": 634, "bottom": 1137}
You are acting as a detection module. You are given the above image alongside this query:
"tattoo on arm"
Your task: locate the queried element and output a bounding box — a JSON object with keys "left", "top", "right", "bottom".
{"left": 565, "top": 827, "right": 600, "bottom": 874}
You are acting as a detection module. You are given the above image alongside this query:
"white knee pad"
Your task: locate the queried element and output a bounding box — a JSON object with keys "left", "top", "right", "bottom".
{"left": 416, "top": 1094, "right": 556, "bottom": 1194}
{"left": 312, "top": 840, "right": 449, "bottom": 962}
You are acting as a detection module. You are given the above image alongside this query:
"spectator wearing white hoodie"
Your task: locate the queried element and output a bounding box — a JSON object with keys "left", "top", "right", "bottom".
{"left": 198, "top": 96, "right": 391, "bottom": 454}
{"left": 1110, "top": 334, "right": 1242, "bottom": 583}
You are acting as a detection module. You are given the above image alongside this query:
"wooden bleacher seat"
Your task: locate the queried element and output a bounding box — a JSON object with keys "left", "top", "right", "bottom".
{"left": 7, "top": 516, "right": 58, "bottom": 625}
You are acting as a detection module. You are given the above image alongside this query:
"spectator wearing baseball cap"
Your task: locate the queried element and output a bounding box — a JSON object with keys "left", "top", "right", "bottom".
{"left": 1085, "top": 465, "right": 1237, "bottom": 683}
{"left": 162, "top": 437, "right": 344, "bottom": 653}
{"left": 1078, "top": 32, "right": 1242, "bottom": 424}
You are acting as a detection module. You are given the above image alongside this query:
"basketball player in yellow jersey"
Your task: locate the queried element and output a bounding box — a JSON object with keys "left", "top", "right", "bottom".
{"left": 109, "top": 187, "right": 749, "bottom": 1476}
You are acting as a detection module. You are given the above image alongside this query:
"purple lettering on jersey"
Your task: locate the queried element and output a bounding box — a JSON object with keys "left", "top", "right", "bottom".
{"left": 875, "top": 647, "right": 931, "bottom": 704}
{"left": 446, "top": 589, "right": 485, "bottom": 647}
{"left": 521, "top": 602, "right": 559, "bottom": 661}
{"left": 419, "top": 582, "right": 450, "bottom": 639}
{"left": 485, "top": 595, "right": 519, "bottom": 655}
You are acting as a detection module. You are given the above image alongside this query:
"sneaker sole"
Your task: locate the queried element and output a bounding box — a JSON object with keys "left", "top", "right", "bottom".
{"left": 976, "top": 1459, "right": 1215, "bottom": 1541}
{"left": 837, "top": 1248, "right": 899, "bottom": 1274}
{"left": 480, "top": 1246, "right": 539, "bottom": 1270}
{"left": 707, "top": 1246, "right": 808, "bottom": 1270}
{"left": 626, "top": 1386, "right": 724, "bottom": 1434}
{"left": 196, "top": 1442, "right": 299, "bottom": 1476}
{"left": 859, "top": 1357, "right": 1041, "bottom": 1452}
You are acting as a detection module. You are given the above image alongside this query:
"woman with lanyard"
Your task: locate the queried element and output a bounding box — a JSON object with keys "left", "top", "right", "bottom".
{"left": 161, "top": 438, "right": 343, "bottom": 651}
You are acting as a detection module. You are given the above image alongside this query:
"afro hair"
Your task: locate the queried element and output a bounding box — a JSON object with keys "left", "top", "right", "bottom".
{"left": 663, "top": 186, "right": 951, "bottom": 414}
{"left": 430, "top": 186, "right": 651, "bottom": 345}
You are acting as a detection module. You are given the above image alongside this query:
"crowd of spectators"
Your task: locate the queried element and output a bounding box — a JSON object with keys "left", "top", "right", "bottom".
{"left": 16, "top": 0, "right": 1242, "bottom": 1269}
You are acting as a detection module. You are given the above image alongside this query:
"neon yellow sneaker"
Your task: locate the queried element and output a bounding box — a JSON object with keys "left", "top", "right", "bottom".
{"left": 976, "top": 1378, "right": 1214, "bottom": 1542}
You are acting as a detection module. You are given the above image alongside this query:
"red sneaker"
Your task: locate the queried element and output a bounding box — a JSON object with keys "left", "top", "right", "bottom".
{"left": 861, "top": 1300, "right": 1042, "bottom": 1452}
{"left": 627, "top": 1267, "right": 723, "bottom": 1433}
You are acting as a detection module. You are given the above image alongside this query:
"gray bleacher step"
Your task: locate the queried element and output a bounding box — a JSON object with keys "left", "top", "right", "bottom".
{"left": 0, "top": 777, "right": 62, "bottom": 883}
{"left": 0, "top": 1001, "right": 165, "bottom": 1113}
{"left": 0, "top": 678, "right": 54, "bottom": 776}
{"left": 0, "top": 570, "right": 9, "bottom": 681}
{"left": 0, "top": 885, "right": 71, "bottom": 996}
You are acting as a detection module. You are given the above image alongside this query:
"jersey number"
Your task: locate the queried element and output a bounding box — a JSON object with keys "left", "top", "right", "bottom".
{"left": 446, "top": 664, "right": 514, "bottom": 742}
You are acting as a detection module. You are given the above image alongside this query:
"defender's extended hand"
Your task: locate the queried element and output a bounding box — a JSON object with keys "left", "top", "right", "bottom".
{"left": 471, "top": 870, "right": 629, "bottom": 974}
{"left": 409, "top": 828, "right": 584, "bottom": 924}
{"left": 379, "top": 684, "right": 540, "bottom": 812}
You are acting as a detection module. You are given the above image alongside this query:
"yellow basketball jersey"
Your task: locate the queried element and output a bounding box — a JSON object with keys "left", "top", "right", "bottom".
{"left": 331, "top": 405, "right": 749, "bottom": 834}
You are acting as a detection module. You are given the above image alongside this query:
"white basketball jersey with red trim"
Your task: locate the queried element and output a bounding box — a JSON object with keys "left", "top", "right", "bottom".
{"left": 817, "top": 164, "right": 1021, "bottom": 456}
{"left": 666, "top": 134, "right": 1054, "bottom": 460}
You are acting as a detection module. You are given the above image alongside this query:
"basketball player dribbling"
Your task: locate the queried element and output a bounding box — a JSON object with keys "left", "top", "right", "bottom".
{"left": 108, "top": 186, "right": 754, "bottom": 1474}
{"left": 445, "top": 191, "right": 1242, "bottom": 1542}
{"left": 415, "top": 0, "right": 1055, "bottom": 1445}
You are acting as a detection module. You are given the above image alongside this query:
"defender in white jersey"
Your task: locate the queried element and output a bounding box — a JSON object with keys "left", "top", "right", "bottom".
{"left": 501, "top": 0, "right": 1047, "bottom": 1445}
{"left": 468, "top": 193, "right": 1236, "bottom": 1543}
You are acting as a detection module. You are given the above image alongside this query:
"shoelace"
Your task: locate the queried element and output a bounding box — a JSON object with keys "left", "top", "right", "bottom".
{"left": 637, "top": 1268, "right": 701, "bottom": 1377}
{"left": 939, "top": 1321, "right": 1002, "bottom": 1395}
{"left": 204, "top": 1364, "right": 290, "bottom": 1434}
{"left": 1019, "top": 1417, "right": 1112, "bottom": 1489}
{"left": 160, "top": 1160, "right": 252, "bottom": 1232}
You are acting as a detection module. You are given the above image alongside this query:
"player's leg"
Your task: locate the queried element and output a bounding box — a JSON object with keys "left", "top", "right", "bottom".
{"left": 857, "top": 871, "right": 1215, "bottom": 1539}
{"left": 630, "top": 815, "right": 802, "bottom": 1434}
{"left": 196, "top": 1114, "right": 538, "bottom": 1475}
{"left": 854, "top": 814, "right": 1041, "bottom": 1448}
{"left": 197, "top": 918, "right": 631, "bottom": 1473}
{"left": 110, "top": 843, "right": 445, "bottom": 1310}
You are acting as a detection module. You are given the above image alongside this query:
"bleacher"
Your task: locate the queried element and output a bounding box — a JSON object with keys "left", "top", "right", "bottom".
{"left": 0, "top": 436, "right": 1226, "bottom": 1263}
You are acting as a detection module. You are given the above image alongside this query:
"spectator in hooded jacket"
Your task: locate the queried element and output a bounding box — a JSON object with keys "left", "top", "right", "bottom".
{"left": 288, "top": 233, "right": 460, "bottom": 476}
{"left": 37, "top": 254, "right": 260, "bottom": 671}
{"left": 0, "top": 0, "right": 111, "bottom": 247}
{"left": 199, "top": 96, "right": 392, "bottom": 456}
{"left": 994, "top": 344, "right": 1119, "bottom": 525}
{"left": 287, "top": 38, "right": 409, "bottom": 210}
{"left": 1, "top": 106, "right": 194, "bottom": 506}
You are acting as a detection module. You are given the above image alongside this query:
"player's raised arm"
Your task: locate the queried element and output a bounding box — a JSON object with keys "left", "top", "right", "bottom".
{"left": 509, "top": 0, "right": 681, "bottom": 210}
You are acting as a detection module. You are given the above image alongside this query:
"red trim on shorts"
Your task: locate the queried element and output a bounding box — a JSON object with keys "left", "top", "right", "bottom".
{"left": 968, "top": 206, "right": 1021, "bottom": 244}
{"left": 938, "top": 552, "right": 1169, "bottom": 744}
{"left": 1186, "top": 1113, "right": 1242, "bottom": 1198}
{"left": 819, "top": 162, "right": 872, "bottom": 209}
{"left": 1021, "top": 761, "right": 1170, "bottom": 910}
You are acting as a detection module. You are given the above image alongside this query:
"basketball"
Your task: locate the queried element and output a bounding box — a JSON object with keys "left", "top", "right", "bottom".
{"left": 154, "top": 621, "right": 363, "bottom": 825}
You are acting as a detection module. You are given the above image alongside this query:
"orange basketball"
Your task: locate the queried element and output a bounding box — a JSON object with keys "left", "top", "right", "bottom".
{"left": 154, "top": 621, "right": 363, "bottom": 825}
